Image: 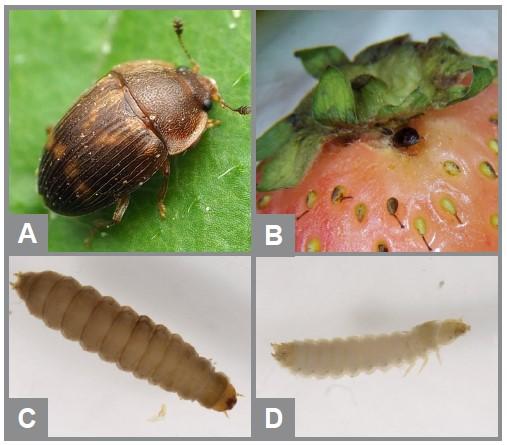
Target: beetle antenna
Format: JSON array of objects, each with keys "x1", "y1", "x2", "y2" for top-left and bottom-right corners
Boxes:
[
  {"x1": 173, "y1": 19, "x2": 199, "y2": 73},
  {"x1": 216, "y1": 97, "x2": 251, "y2": 115}
]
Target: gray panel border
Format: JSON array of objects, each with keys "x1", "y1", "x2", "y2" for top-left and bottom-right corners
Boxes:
[{"x1": 4, "y1": 3, "x2": 502, "y2": 441}]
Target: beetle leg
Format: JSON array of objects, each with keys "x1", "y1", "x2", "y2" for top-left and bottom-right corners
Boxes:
[
  {"x1": 157, "y1": 160, "x2": 170, "y2": 219},
  {"x1": 83, "y1": 195, "x2": 130, "y2": 248},
  {"x1": 44, "y1": 125, "x2": 55, "y2": 150},
  {"x1": 111, "y1": 194, "x2": 131, "y2": 225},
  {"x1": 206, "y1": 118, "x2": 222, "y2": 129}
]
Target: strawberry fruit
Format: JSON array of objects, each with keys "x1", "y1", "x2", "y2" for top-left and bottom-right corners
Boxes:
[{"x1": 256, "y1": 35, "x2": 498, "y2": 252}]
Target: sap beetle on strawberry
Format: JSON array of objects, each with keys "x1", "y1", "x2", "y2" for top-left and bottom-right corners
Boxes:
[{"x1": 38, "y1": 19, "x2": 250, "y2": 243}]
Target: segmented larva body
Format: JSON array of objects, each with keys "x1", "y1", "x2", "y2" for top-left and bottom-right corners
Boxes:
[
  {"x1": 272, "y1": 319, "x2": 470, "y2": 378},
  {"x1": 12, "y1": 270, "x2": 237, "y2": 412}
]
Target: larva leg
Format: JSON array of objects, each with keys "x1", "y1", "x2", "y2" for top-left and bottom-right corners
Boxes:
[
  {"x1": 418, "y1": 354, "x2": 429, "y2": 373},
  {"x1": 273, "y1": 319, "x2": 470, "y2": 378},
  {"x1": 12, "y1": 270, "x2": 237, "y2": 412},
  {"x1": 403, "y1": 361, "x2": 415, "y2": 377}
]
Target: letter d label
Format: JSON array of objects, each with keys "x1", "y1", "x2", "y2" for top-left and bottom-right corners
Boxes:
[{"x1": 266, "y1": 407, "x2": 283, "y2": 429}]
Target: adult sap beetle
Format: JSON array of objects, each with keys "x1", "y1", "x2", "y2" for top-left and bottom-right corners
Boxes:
[{"x1": 38, "y1": 19, "x2": 250, "y2": 243}]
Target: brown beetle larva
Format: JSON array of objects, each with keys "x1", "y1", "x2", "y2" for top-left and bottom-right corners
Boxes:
[
  {"x1": 272, "y1": 319, "x2": 470, "y2": 378},
  {"x1": 12, "y1": 270, "x2": 237, "y2": 412}
]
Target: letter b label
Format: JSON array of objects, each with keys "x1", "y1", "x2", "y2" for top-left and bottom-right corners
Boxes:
[
  {"x1": 254, "y1": 215, "x2": 294, "y2": 257},
  {"x1": 266, "y1": 225, "x2": 282, "y2": 246}
]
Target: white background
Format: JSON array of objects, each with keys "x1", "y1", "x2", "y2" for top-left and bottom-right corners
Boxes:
[
  {"x1": 9, "y1": 256, "x2": 251, "y2": 437},
  {"x1": 256, "y1": 9, "x2": 499, "y2": 134},
  {"x1": 256, "y1": 256, "x2": 498, "y2": 437}
]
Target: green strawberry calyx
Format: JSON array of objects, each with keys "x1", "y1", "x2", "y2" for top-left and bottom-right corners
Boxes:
[{"x1": 257, "y1": 34, "x2": 497, "y2": 192}]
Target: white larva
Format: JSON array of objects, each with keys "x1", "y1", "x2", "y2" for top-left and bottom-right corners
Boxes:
[{"x1": 272, "y1": 319, "x2": 470, "y2": 378}]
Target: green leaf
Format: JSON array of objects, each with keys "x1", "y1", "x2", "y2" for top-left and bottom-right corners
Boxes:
[
  {"x1": 257, "y1": 130, "x2": 325, "y2": 192},
  {"x1": 257, "y1": 119, "x2": 293, "y2": 161},
  {"x1": 9, "y1": 9, "x2": 251, "y2": 252},
  {"x1": 294, "y1": 45, "x2": 349, "y2": 78},
  {"x1": 352, "y1": 75, "x2": 389, "y2": 122},
  {"x1": 298, "y1": 34, "x2": 497, "y2": 127},
  {"x1": 257, "y1": 92, "x2": 329, "y2": 191},
  {"x1": 353, "y1": 34, "x2": 410, "y2": 65},
  {"x1": 453, "y1": 64, "x2": 496, "y2": 102},
  {"x1": 258, "y1": 34, "x2": 497, "y2": 192},
  {"x1": 312, "y1": 67, "x2": 357, "y2": 126}
]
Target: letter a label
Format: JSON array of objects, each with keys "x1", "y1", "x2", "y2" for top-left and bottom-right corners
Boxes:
[{"x1": 18, "y1": 223, "x2": 38, "y2": 244}]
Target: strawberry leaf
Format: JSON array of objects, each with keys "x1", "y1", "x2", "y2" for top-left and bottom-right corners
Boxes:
[
  {"x1": 258, "y1": 34, "x2": 497, "y2": 191},
  {"x1": 257, "y1": 92, "x2": 329, "y2": 191},
  {"x1": 257, "y1": 129, "x2": 325, "y2": 192},
  {"x1": 312, "y1": 67, "x2": 357, "y2": 126},
  {"x1": 307, "y1": 34, "x2": 497, "y2": 127},
  {"x1": 294, "y1": 45, "x2": 349, "y2": 78},
  {"x1": 257, "y1": 119, "x2": 294, "y2": 161}
]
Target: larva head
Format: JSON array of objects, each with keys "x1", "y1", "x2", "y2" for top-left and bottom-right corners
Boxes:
[
  {"x1": 11, "y1": 272, "x2": 36, "y2": 300},
  {"x1": 211, "y1": 382, "x2": 237, "y2": 412},
  {"x1": 436, "y1": 319, "x2": 470, "y2": 345},
  {"x1": 271, "y1": 342, "x2": 295, "y2": 368}
]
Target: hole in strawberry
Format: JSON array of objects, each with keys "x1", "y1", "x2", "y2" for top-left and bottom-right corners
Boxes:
[{"x1": 393, "y1": 127, "x2": 420, "y2": 148}]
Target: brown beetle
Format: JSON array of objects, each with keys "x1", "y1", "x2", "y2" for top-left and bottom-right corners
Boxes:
[{"x1": 38, "y1": 19, "x2": 250, "y2": 241}]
